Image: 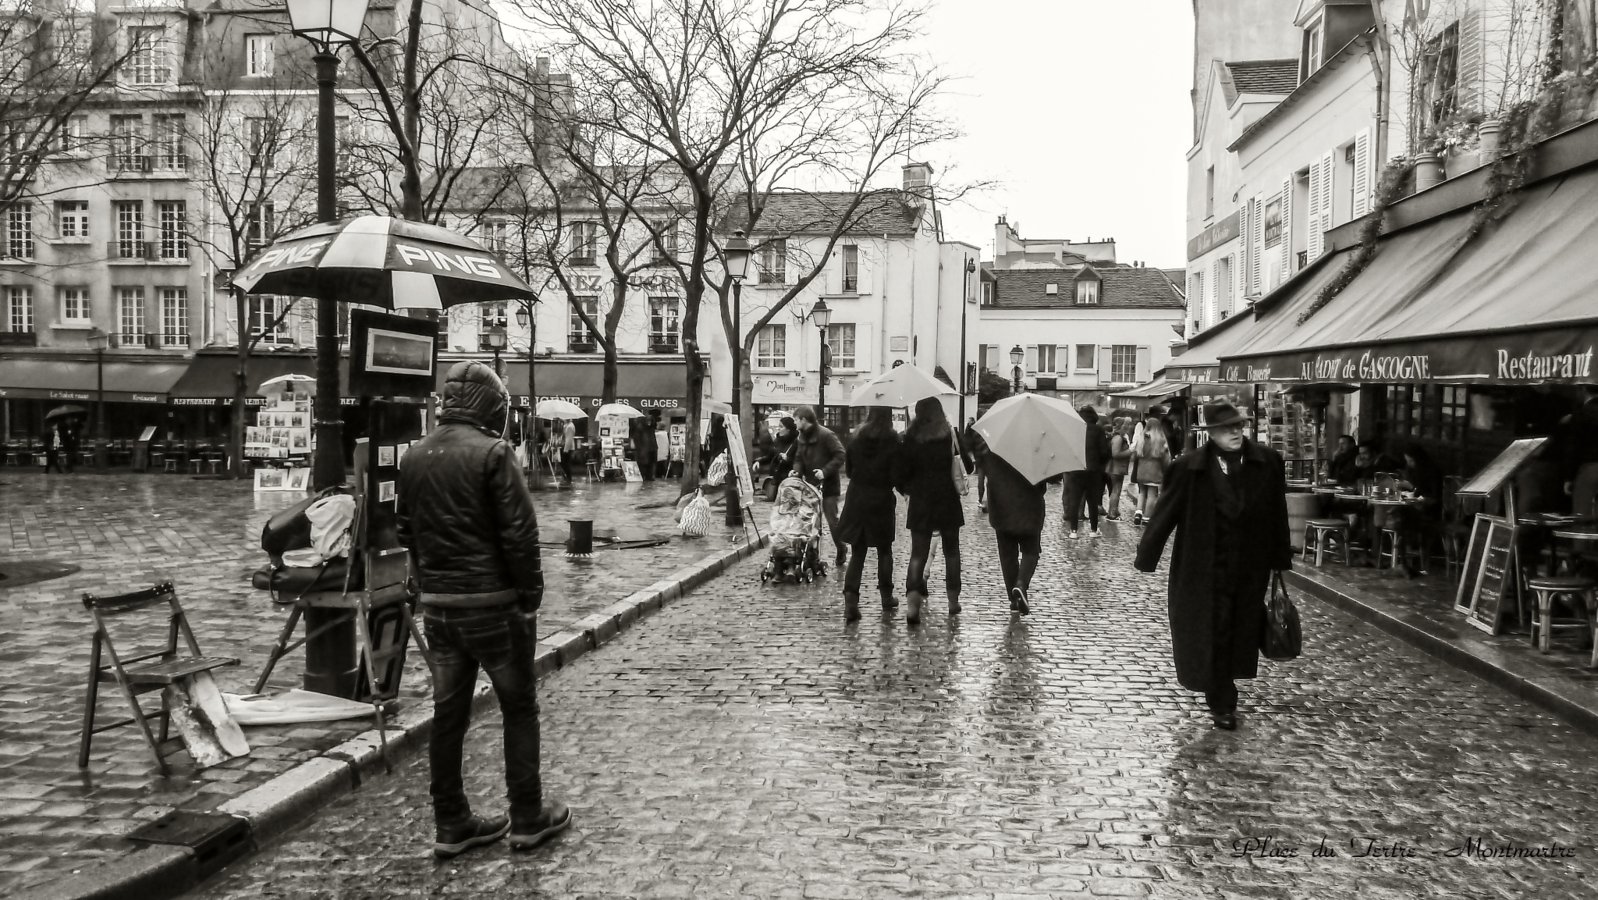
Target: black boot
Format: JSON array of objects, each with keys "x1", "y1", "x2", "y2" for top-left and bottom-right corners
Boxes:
[
  {"x1": 843, "y1": 591, "x2": 861, "y2": 622},
  {"x1": 880, "y1": 589, "x2": 899, "y2": 610}
]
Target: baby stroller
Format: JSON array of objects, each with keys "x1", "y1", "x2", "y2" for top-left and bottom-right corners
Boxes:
[{"x1": 761, "y1": 473, "x2": 826, "y2": 583}]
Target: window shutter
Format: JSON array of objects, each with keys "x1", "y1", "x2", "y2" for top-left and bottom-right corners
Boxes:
[
  {"x1": 1306, "y1": 158, "x2": 1325, "y2": 261},
  {"x1": 1319, "y1": 151, "x2": 1335, "y2": 251},
  {"x1": 977, "y1": 343, "x2": 988, "y2": 372},
  {"x1": 856, "y1": 245, "x2": 872, "y2": 294},
  {"x1": 1135, "y1": 346, "x2": 1152, "y2": 383},
  {"x1": 1352, "y1": 128, "x2": 1372, "y2": 217},
  {"x1": 853, "y1": 322, "x2": 872, "y2": 372},
  {"x1": 1278, "y1": 177, "x2": 1292, "y2": 285},
  {"x1": 1055, "y1": 345, "x2": 1068, "y2": 375},
  {"x1": 1238, "y1": 200, "x2": 1252, "y2": 298},
  {"x1": 1024, "y1": 344, "x2": 1037, "y2": 374},
  {"x1": 1248, "y1": 197, "x2": 1263, "y2": 296},
  {"x1": 1458, "y1": 8, "x2": 1484, "y2": 111},
  {"x1": 1097, "y1": 345, "x2": 1113, "y2": 385},
  {"x1": 827, "y1": 248, "x2": 842, "y2": 295}
]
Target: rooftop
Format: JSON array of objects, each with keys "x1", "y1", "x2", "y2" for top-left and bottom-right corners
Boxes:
[{"x1": 990, "y1": 266, "x2": 1187, "y2": 310}]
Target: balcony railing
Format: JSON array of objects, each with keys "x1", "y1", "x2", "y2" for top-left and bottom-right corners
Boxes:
[{"x1": 648, "y1": 335, "x2": 679, "y2": 353}]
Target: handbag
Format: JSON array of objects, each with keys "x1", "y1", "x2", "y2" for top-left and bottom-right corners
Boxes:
[
  {"x1": 1261, "y1": 571, "x2": 1302, "y2": 661},
  {"x1": 679, "y1": 489, "x2": 712, "y2": 537},
  {"x1": 949, "y1": 433, "x2": 968, "y2": 496},
  {"x1": 705, "y1": 451, "x2": 729, "y2": 486}
]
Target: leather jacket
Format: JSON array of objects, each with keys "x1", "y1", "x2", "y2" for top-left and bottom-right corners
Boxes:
[{"x1": 397, "y1": 362, "x2": 544, "y2": 606}]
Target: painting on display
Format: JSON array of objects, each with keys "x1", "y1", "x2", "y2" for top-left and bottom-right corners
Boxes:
[{"x1": 1263, "y1": 195, "x2": 1283, "y2": 248}]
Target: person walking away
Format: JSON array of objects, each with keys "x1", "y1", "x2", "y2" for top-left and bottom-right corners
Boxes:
[
  {"x1": 560, "y1": 417, "x2": 578, "y2": 484},
  {"x1": 396, "y1": 361, "x2": 570, "y2": 858},
  {"x1": 653, "y1": 419, "x2": 669, "y2": 479},
  {"x1": 1106, "y1": 418, "x2": 1134, "y2": 520},
  {"x1": 790, "y1": 405, "x2": 847, "y2": 565},
  {"x1": 964, "y1": 418, "x2": 989, "y2": 512},
  {"x1": 1133, "y1": 400, "x2": 1292, "y2": 731},
  {"x1": 896, "y1": 397, "x2": 966, "y2": 624},
  {"x1": 835, "y1": 407, "x2": 902, "y2": 620},
  {"x1": 1064, "y1": 406, "x2": 1111, "y2": 537},
  {"x1": 1130, "y1": 412, "x2": 1171, "y2": 525},
  {"x1": 985, "y1": 451, "x2": 1046, "y2": 615},
  {"x1": 44, "y1": 423, "x2": 67, "y2": 474},
  {"x1": 637, "y1": 414, "x2": 659, "y2": 481}
]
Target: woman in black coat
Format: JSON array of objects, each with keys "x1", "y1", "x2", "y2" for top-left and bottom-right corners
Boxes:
[
  {"x1": 1133, "y1": 401, "x2": 1292, "y2": 731},
  {"x1": 836, "y1": 407, "x2": 901, "y2": 621},
  {"x1": 984, "y1": 451, "x2": 1047, "y2": 615},
  {"x1": 896, "y1": 396, "x2": 965, "y2": 625}
]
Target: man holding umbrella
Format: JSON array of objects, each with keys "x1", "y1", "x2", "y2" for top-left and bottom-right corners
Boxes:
[{"x1": 1133, "y1": 400, "x2": 1292, "y2": 731}]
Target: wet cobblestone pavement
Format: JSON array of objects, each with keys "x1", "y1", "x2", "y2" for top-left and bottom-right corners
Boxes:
[
  {"x1": 193, "y1": 489, "x2": 1597, "y2": 899},
  {"x1": 0, "y1": 470, "x2": 743, "y2": 895}
]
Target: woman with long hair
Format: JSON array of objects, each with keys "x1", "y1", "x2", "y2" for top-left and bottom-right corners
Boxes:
[
  {"x1": 896, "y1": 397, "x2": 965, "y2": 625},
  {"x1": 1105, "y1": 418, "x2": 1135, "y2": 520},
  {"x1": 835, "y1": 407, "x2": 902, "y2": 621},
  {"x1": 1131, "y1": 412, "x2": 1171, "y2": 525}
]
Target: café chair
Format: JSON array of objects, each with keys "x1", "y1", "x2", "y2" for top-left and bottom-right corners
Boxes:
[
  {"x1": 1525, "y1": 575, "x2": 1598, "y2": 664},
  {"x1": 1302, "y1": 519, "x2": 1351, "y2": 567},
  {"x1": 78, "y1": 582, "x2": 239, "y2": 775}
]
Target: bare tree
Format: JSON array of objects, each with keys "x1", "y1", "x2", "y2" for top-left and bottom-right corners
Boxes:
[{"x1": 507, "y1": 0, "x2": 937, "y2": 488}]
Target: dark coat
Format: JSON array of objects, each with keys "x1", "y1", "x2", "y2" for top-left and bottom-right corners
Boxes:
[
  {"x1": 897, "y1": 428, "x2": 965, "y2": 533},
  {"x1": 397, "y1": 362, "x2": 544, "y2": 605},
  {"x1": 984, "y1": 454, "x2": 1046, "y2": 536},
  {"x1": 1083, "y1": 426, "x2": 1111, "y2": 473},
  {"x1": 837, "y1": 431, "x2": 900, "y2": 548},
  {"x1": 793, "y1": 424, "x2": 847, "y2": 497},
  {"x1": 1133, "y1": 439, "x2": 1292, "y2": 692}
]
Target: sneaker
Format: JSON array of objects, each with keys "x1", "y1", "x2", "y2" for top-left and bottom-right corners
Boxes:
[
  {"x1": 1010, "y1": 587, "x2": 1030, "y2": 616},
  {"x1": 1088, "y1": 527, "x2": 1101, "y2": 538},
  {"x1": 1132, "y1": 510, "x2": 1144, "y2": 526},
  {"x1": 509, "y1": 802, "x2": 572, "y2": 851},
  {"x1": 978, "y1": 502, "x2": 987, "y2": 513},
  {"x1": 434, "y1": 813, "x2": 510, "y2": 859},
  {"x1": 1066, "y1": 529, "x2": 1079, "y2": 540}
]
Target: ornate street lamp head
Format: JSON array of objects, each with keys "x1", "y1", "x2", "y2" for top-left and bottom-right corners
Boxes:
[
  {"x1": 287, "y1": 0, "x2": 371, "y2": 48},
  {"x1": 724, "y1": 229, "x2": 751, "y2": 281}
]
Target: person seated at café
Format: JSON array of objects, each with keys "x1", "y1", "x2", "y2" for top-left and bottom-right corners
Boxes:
[
  {"x1": 1390, "y1": 443, "x2": 1445, "y2": 577},
  {"x1": 1328, "y1": 434, "x2": 1359, "y2": 484}
]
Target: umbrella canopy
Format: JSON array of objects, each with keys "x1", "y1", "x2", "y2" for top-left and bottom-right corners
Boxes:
[
  {"x1": 849, "y1": 365, "x2": 956, "y2": 408},
  {"x1": 44, "y1": 404, "x2": 87, "y2": 421},
  {"x1": 973, "y1": 393, "x2": 1088, "y2": 485},
  {"x1": 703, "y1": 399, "x2": 734, "y2": 416},
  {"x1": 533, "y1": 399, "x2": 587, "y2": 420},
  {"x1": 231, "y1": 215, "x2": 538, "y2": 311},
  {"x1": 595, "y1": 403, "x2": 644, "y2": 419},
  {"x1": 259, "y1": 373, "x2": 317, "y2": 398}
]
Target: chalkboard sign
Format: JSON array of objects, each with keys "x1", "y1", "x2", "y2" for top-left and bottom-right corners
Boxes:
[
  {"x1": 1456, "y1": 437, "x2": 1547, "y2": 496},
  {"x1": 1455, "y1": 514, "x2": 1518, "y2": 634}
]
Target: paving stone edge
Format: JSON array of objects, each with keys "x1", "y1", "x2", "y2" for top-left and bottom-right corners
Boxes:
[
  {"x1": 1287, "y1": 567, "x2": 1598, "y2": 738},
  {"x1": 29, "y1": 535, "x2": 768, "y2": 900}
]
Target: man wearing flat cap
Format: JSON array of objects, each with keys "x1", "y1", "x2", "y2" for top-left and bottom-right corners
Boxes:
[{"x1": 1133, "y1": 400, "x2": 1292, "y2": 730}]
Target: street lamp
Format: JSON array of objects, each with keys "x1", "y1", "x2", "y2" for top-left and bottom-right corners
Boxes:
[
  {"x1": 514, "y1": 301, "x2": 542, "y2": 487},
  {"x1": 87, "y1": 326, "x2": 109, "y2": 468},
  {"x1": 484, "y1": 318, "x2": 507, "y2": 379},
  {"x1": 1010, "y1": 344, "x2": 1024, "y2": 396},
  {"x1": 959, "y1": 256, "x2": 975, "y2": 426},
  {"x1": 809, "y1": 298, "x2": 832, "y2": 420},
  {"x1": 723, "y1": 230, "x2": 751, "y2": 526},
  {"x1": 287, "y1": 0, "x2": 371, "y2": 493}
]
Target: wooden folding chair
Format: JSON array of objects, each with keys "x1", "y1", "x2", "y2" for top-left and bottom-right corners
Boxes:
[{"x1": 79, "y1": 582, "x2": 242, "y2": 775}]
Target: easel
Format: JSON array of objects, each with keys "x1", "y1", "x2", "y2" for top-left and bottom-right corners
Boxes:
[
  {"x1": 1454, "y1": 437, "x2": 1550, "y2": 633},
  {"x1": 723, "y1": 414, "x2": 763, "y2": 543}
]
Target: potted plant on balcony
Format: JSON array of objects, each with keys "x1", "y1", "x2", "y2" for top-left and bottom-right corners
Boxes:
[{"x1": 1418, "y1": 108, "x2": 1484, "y2": 185}]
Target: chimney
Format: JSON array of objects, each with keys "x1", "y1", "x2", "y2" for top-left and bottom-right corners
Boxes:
[{"x1": 902, "y1": 161, "x2": 933, "y2": 197}]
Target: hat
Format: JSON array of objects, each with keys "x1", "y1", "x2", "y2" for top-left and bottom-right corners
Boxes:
[{"x1": 1202, "y1": 400, "x2": 1248, "y2": 430}]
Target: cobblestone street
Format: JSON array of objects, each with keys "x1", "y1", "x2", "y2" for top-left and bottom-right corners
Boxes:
[
  {"x1": 194, "y1": 489, "x2": 1598, "y2": 899},
  {"x1": 0, "y1": 471, "x2": 743, "y2": 895}
]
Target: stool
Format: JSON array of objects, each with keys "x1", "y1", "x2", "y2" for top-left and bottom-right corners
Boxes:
[
  {"x1": 188, "y1": 458, "x2": 204, "y2": 475},
  {"x1": 163, "y1": 458, "x2": 178, "y2": 473},
  {"x1": 1525, "y1": 576, "x2": 1598, "y2": 662},
  {"x1": 584, "y1": 458, "x2": 601, "y2": 482},
  {"x1": 1377, "y1": 528, "x2": 1427, "y2": 574},
  {"x1": 206, "y1": 457, "x2": 223, "y2": 475},
  {"x1": 1302, "y1": 519, "x2": 1350, "y2": 566}
]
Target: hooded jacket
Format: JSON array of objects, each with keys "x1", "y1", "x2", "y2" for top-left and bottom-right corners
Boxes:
[{"x1": 397, "y1": 362, "x2": 544, "y2": 606}]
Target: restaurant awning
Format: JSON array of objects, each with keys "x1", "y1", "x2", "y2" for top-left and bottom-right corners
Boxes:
[
  {"x1": 1219, "y1": 158, "x2": 1598, "y2": 384},
  {"x1": 455, "y1": 358, "x2": 687, "y2": 411},
  {"x1": 0, "y1": 357, "x2": 187, "y2": 403},
  {"x1": 168, "y1": 351, "x2": 352, "y2": 405},
  {"x1": 1110, "y1": 377, "x2": 1193, "y2": 401}
]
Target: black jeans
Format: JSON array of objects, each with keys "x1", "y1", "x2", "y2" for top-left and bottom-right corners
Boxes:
[
  {"x1": 423, "y1": 603, "x2": 542, "y2": 827},
  {"x1": 1064, "y1": 471, "x2": 1103, "y2": 531},
  {"x1": 995, "y1": 531, "x2": 1041, "y2": 597},
  {"x1": 844, "y1": 542, "x2": 894, "y2": 596},
  {"x1": 906, "y1": 529, "x2": 961, "y2": 596}
]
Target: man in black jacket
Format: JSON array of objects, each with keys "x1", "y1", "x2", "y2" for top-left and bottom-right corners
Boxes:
[{"x1": 397, "y1": 362, "x2": 570, "y2": 859}]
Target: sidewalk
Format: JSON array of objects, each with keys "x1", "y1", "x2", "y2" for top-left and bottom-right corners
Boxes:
[{"x1": 0, "y1": 471, "x2": 758, "y2": 898}]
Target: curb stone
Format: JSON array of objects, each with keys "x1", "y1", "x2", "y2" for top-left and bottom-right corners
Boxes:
[{"x1": 34, "y1": 535, "x2": 767, "y2": 900}]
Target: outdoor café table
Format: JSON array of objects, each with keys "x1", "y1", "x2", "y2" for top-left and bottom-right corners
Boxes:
[{"x1": 1549, "y1": 524, "x2": 1598, "y2": 576}]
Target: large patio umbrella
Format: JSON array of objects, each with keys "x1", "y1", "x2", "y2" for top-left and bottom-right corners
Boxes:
[
  {"x1": 44, "y1": 404, "x2": 88, "y2": 421},
  {"x1": 230, "y1": 215, "x2": 538, "y2": 310},
  {"x1": 849, "y1": 365, "x2": 956, "y2": 407},
  {"x1": 596, "y1": 403, "x2": 644, "y2": 419},
  {"x1": 534, "y1": 399, "x2": 587, "y2": 420},
  {"x1": 259, "y1": 373, "x2": 316, "y2": 399},
  {"x1": 973, "y1": 393, "x2": 1088, "y2": 485}
]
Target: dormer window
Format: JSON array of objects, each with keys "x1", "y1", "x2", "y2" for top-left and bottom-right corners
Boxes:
[
  {"x1": 1075, "y1": 279, "x2": 1099, "y2": 306},
  {"x1": 1044, "y1": 283, "x2": 1058, "y2": 295},
  {"x1": 1304, "y1": 17, "x2": 1324, "y2": 76}
]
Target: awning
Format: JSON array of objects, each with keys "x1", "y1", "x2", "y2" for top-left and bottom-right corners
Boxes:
[
  {"x1": 0, "y1": 357, "x2": 187, "y2": 403},
  {"x1": 452, "y1": 359, "x2": 688, "y2": 412},
  {"x1": 1219, "y1": 162, "x2": 1598, "y2": 384},
  {"x1": 1110, "y1": 377, "x2": 1193, "y2": 401},
  {"x1": 169, "y1": 352, "x2": 352, "y2": 405}
]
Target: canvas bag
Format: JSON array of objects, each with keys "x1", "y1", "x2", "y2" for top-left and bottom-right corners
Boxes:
[
  {"x1": 705, "y1": 451, "x2": 730, "y2": 486},
  {"x1": 679, "y1": 489, "x2": 712, "y2": 537},
  {"x1": 950, "y1": 432, "x2": 968, "y2": 496}
]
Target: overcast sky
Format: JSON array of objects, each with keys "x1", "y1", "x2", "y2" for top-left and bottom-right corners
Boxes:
[{"x1": 919, "y1": 1, "x2": 1196, "y2": 267}]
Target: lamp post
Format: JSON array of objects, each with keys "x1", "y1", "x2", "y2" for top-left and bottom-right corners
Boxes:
[
  {"x1": 723, "y1": 230, "x2": 751, "y2": 526},
  {"x1": 959, "y1": 256, "x2": 975, "y2": 426},
  {"x1": 287, "y1": 0, "x2": 371, "y2": 493},
  {"x1": 1010, "y1": 344, "x2": 1024, "y2": 396},
  {"x1": 87, "y1": 327, "x2": 109, "y2": 469},
  {"x1": 484, "y1": 318, "x2": 507, "y2": 379},
  {"x1": 809, "y1": 298, "x2": 832, "y2": 421},
  {"x1": 515, "y1": 301, "x2": 540, "y2": 488}
]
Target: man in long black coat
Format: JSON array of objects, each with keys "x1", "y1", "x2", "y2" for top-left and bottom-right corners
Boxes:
[{"x1": 1133, "y1": 400, "x2": 1292, "y2": 730}]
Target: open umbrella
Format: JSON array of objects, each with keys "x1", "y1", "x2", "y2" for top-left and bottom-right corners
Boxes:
[
  {"x1": 534, "y1": 399, "x2": 587, "y2": 420},
  {"x1": 595, "y1": 403, "x2": 644, "y2": 419},
  {"x1": 849, "y1": 365, "x2": 956, "y2": 407},
  {"x1": 259, "y1": 373, "x2": 316, "y2": 398},
  {"x1": 231, "y1": 215, "x2": 538, "y2": 311},
  {"x1": 973, "y1": 393, "x2": 1088, "y2": 485},
  {"x1": 44, "y1": 404, "x2": 87, "y2": 421}
]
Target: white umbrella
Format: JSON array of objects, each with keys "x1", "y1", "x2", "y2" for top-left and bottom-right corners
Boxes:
[
  {"x1": 595, "y1": 403, "x2": 645, "y2": 419},
  {"x1": 534, "y1": 399, "x2": 587, "y2": 419},
  {"x1": 849, "y1": 365, "x2": 956, "y2": 407},
  {"x1": 259, "y1": 373, "x2": 317, "y2": 398},
  {"x1": 973, "y1": 393, "x2": 1088, "y2": 484}
]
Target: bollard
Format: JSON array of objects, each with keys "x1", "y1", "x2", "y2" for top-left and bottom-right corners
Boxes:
[{"x1": 565, "y1": 519, "x2": 594, "y2": 558}]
